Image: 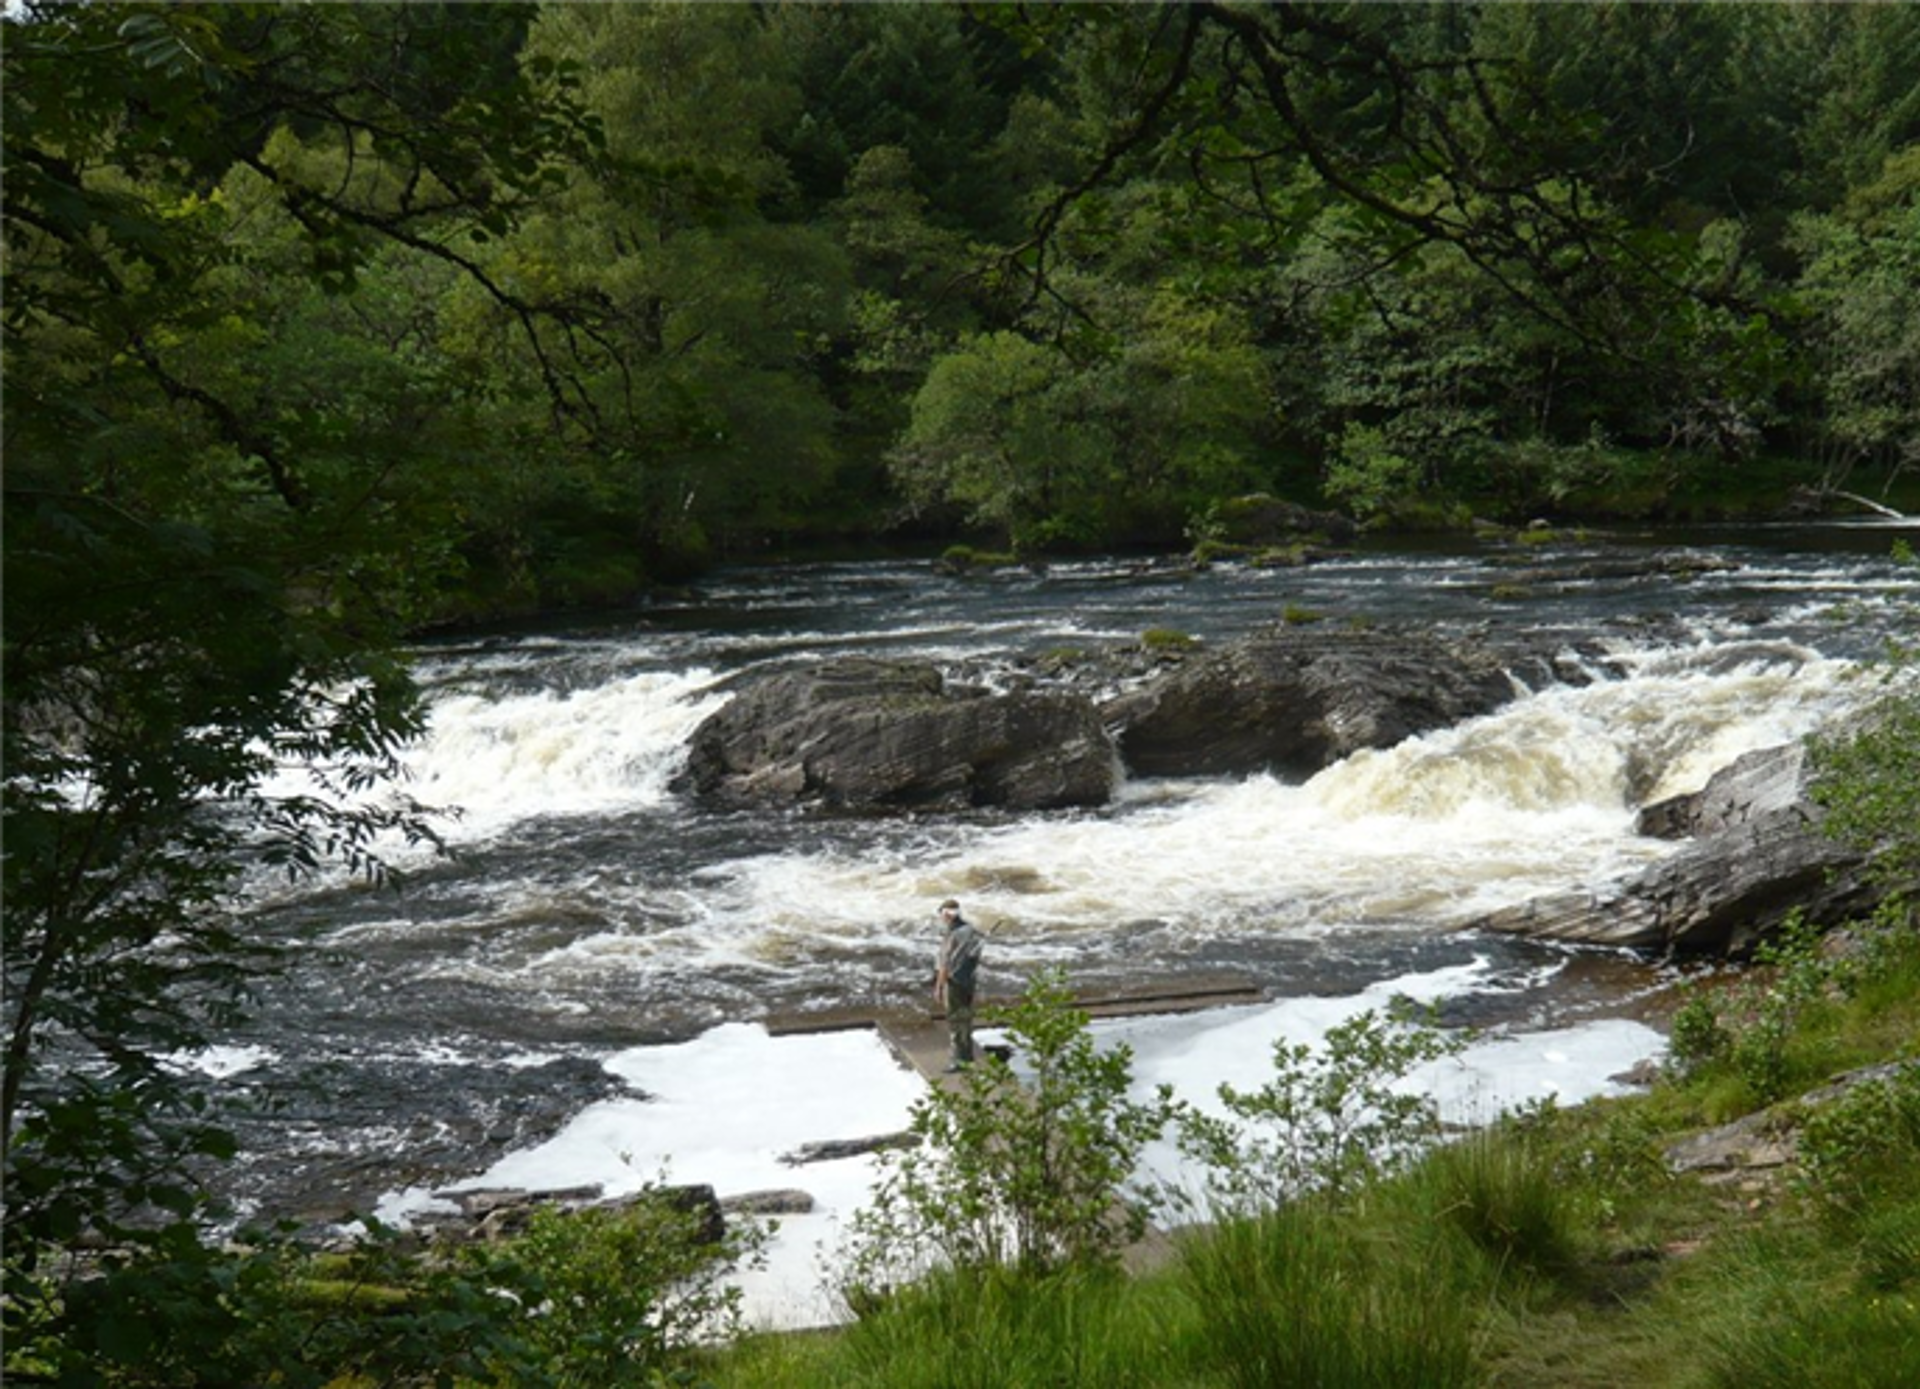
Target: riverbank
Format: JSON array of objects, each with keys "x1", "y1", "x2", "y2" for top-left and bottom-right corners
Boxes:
[{"x1": 709, "y1": 900, "x2": 1920, "y2": 1386}]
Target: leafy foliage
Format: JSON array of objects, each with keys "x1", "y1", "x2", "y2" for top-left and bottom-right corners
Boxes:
[
  {"x1": 1797, "y1": 1063, "x2": 1920, "y2": 1221},
  {"x1": 842, "y1": 970, "x2": 1176, "y2": 1297},
  {"x1": 1815, "y1": 697, "x2": 1920, "y2": 897},
  {"x1": 2, "y1": 0, "x2": 603, "y2": 1370},
  {"x1": 6, "y1": 1194, "x2": 749, "y2": 1387},
  {"x1": 1178, "y1": 1004, "x2": 1464, "y2": 1211},
  {"x1": 1665, "y1": 913, "x2": 1847, "y2": 1105},
  {"x1": 891, "y1": 288, "x2": 1267, "y2": 551}
]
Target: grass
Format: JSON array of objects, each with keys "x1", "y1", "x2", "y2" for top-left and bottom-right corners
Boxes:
[
  {"x1": 1141, "y1": 627, "x2": 1197, "y2": 650},
  {"x1": 709, "y1": 909, "x2": 1920, "y2": 1388},
  {"x1": 719, "y1": 1265, "x2": 1196, "y2": 1389},
  {"x1": 1178, "y1": 1201, "x2": 1481, "y2": 1389}
]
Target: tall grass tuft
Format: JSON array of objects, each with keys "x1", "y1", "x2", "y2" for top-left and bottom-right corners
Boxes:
[
  {"x1": 796, "y1": 1264, "x2": 1191, "y2": 1389},
  {"x1": 1419, "y1": 1129, "x2": 1583, "y2": 1285},
  {"x1": 1860, "y1": 1197, "x2": 1920, "y2": 1292},
  {"x1": 1178, "y1": 1202, "x2": 1480, "y2": 1389}
]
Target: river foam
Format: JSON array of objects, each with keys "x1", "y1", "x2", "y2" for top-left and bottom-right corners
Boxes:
[{"x1": 370, "y1": 959, "x2": 1662, "y2": 1332}]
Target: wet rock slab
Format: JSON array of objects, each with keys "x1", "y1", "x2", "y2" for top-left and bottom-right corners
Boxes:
[{"x1": 1471, "y1": 742, "x2": 1875, "y2": 956}]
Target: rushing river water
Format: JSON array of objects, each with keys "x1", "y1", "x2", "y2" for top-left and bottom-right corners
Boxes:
[{"x1": 202, "y1": 521, "x2": 1916, "y2": 1235}]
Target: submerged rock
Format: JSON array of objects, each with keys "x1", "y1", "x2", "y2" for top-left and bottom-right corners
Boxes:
[
  {"x1": 673, "y1": 658, "x2": 1116, "y2": 812},
  {"x1": 721, "y1": 1189, "x2": 816, "y2": 1216},
  {"x1": 1208, "y1": 493, "x2": 1359, "y2": 546},
  {"x1": 1472, "y1": 743, "x2": 1875, "y2": 956}
]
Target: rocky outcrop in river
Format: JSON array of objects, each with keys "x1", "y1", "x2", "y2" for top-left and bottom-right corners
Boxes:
[
  {"x1": 679, "y1": 626, "x2": 1631, "y2": 809},
  {"x1": 673, "y1": 658, "x2": 1116, "y2": 811},
  {"x1": 1101, "y1": 624, "x2": 1523, "y2": 778},
  {"x1": 1470, "y1": 743, "x2": 1876, "y2": 956},
  {"x1": 670, "y1": 618, "x2": 1870, "y2": 966}
]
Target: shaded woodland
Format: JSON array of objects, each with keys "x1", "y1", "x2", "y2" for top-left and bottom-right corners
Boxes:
[{"x1": 10, "y1": 3, "x2": 1918, "y2": 613}]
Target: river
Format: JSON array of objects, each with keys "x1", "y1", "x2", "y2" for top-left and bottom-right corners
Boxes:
[{"x1": 195, "y1": 521, "x2": 1914, "y2": 1313}]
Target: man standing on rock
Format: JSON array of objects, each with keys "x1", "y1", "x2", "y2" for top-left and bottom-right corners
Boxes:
[{"x1": 932, "y1": 898, "x2": 984, "y2": 1072}]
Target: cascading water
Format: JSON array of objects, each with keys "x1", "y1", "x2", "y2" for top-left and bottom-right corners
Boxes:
[{"x1": 192, "y1": 525, "x2": 1914, "y2": 1326}]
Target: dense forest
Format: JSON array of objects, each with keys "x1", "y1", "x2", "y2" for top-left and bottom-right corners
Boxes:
[
  {"x1": 5, "y1": 3, "x2": 1920, "y2": 1384},
  {"x1": 9, "y1": 3, "x2": 1919, "y2": 615}
]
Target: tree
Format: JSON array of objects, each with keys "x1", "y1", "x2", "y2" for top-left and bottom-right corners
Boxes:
[
  {"x1": 3, "y1": 2, "x2": 600, "y2": 1368},
  {"x1": 969, "y1": 3, "x2": 1838, "y2": 518},
  {"x1": 1787, "y1": 2, "x2": 1920, "y2": 208},
  {"x1": 767, "y1": 1, "x2": 1042, "y2": 239},
  {"x1": 892, "y1": 283, "x2": 1267, "y2": 552},
  {"x1": 1787, "y1": 158, "x2": 1920, "y2": 499},
  {"x1": 474, "y1": 1, "x2": 854, "y2": 568}
]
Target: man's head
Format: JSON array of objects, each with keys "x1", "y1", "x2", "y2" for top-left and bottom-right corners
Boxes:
[{"x1": 939, "y1": 898, "x2": 960, "y2": 923}]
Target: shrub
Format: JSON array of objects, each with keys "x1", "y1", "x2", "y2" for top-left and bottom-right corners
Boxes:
[
  {"x1": 8, "y1": 1193, "x2": 752, "y2": 1388},
  {"x1": 1178, "y1": 1004, "x2": 1463, "y2": 1211},
  {"x1": 1669, "y1": 991, "x2": 1730, "y2": 1073},
  {"x1": 1796, "y1": 1063, "x2": 1920, "y2": 1217},
  {"x1": 1665, "y1": 913, "x2": 1842, "y2": 1106},
  {"x1": 841, "y1": 971, "x2": 1177, "y2": 1304},
  {"x1": 459, "y1": 1195, "x2": 757, "y2": 1386}
]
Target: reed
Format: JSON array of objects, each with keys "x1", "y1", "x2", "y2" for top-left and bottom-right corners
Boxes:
[
  {"x1": 1416, "y1": 1128, "x2": 1583, "y2": 1286},
  {"x1": 736, "y1": 1264, "x2": 1192, "y2": 1389},
  {"x1": 1176, "y1": 1202, "x2": 1480, "y2": 1389}
]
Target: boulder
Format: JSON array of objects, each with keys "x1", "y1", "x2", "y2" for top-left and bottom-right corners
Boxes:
[
  {"x1": 1495, "y1": 549, "x2": 1739, "y2": 588},
  {"x1": 1210, "y1": 493, "x2": 1358, "y2": 546},
  {"x1": 721, "y1": 1189, "x2": 816, "y2": 1216},
  {"x1": 674, "y1": 658, "x2": 1117, "y2": 812},
  {"x1": 1472, "y1": 743, "x2": 1875, "y2": 956},
  {"x1": 1101, "y1": 625, "x2": 1518, "y2": 779},
  {"x1": 1664, "y1": 1062, "x2": 1914, "y2": 1181},
  {"x1": 1664, "y1": 1109, "x2": 1798, "y2": 1178}
]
